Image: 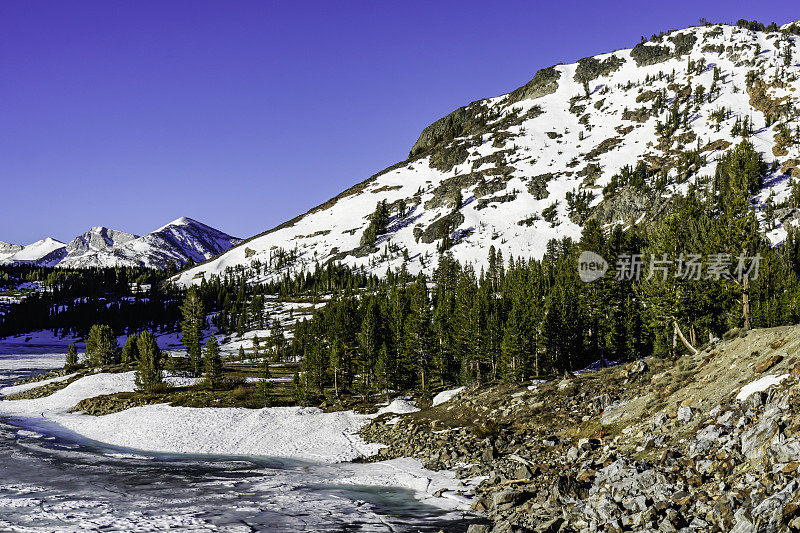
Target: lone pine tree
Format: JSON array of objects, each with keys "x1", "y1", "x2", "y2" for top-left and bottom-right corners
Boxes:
[
  {"x1": 180, "y1": 286, "x2": 205, "y2": 375},
  {"x1": 134, "y1": 331, "x2": 163, "y2": 392},
  {"x1": 203, "y1": 336, "x2": 223, "y2": 390},
  {"x1": 121, "y1": 333, "x2": 140, "y2": 364},
  {"x1": 65, "y1": 343, "x2": 78, "y2": 370},
  {"x1": 86, "y1": 324, "x2": 118, "y2": 367}
]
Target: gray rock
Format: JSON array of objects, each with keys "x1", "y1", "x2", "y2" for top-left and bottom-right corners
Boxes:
[
  {"x1": 652, "y1": 412, "x2": 670, "y2": 430},
  {"x1": 766, "y1": 437, "x2": 800, "y2": 463},
  {"x1": 717, "y1": 410, "x2": 737, "y2": 427},
  {"x1": 730, "y1": 507, "x2": 755, "y2": 533},
  {"x1": 566, "y1": 446, "x2": 580, "y2": 462},
  {"x1": 534, "y1": 516, "x2": 564, "y2": 533},
  {"x1": 676, "y1": 405, "x2": 695, "y2": 423},
  {"x1": 750, "y1": 480, "x2": 799, "y2": 532},
  {"x1": 690, "y1": 424, "x2": 721, "y2": 456},
  {"x1": 741, "y1": 409, "x2": 782, "y2": 462}
]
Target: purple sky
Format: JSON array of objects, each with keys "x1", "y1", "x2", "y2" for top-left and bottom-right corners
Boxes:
[{"x1": 1, "y1": 1, "x2": 797, "y2": 244}]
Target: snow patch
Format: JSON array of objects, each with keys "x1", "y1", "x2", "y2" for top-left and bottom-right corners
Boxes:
[
  {"x1": 735, "y1": 374, "x2": 789, "y2": 402},
  {"x1": 377, "y1": 397, "x2": 419, "y2": 415},
  {"x1": 432, "y1": 387, "x2": 465, "y2": 407}
]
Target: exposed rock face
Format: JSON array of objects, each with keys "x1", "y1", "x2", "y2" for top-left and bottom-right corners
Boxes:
[
  {"x1": 66, "y1": 227, "x2": 138, "y2": 255},
  {"x1": 574, "y1": 55, "x2": 625, "y2": 83},
  {"x1": 0, "y1": 241, "x2": 23, "y2": 255},
  {"x1": 409, "y1": 102, "x2": 489, "y2": 158},
  {"x1": 630, "y1": 31, "x2": 697, "y2": 67},
  {"x1": 506, "y1": 66, "x2": 561, "y2": 105},
  {"x1": 630, "y1": 42, "x2": 673, "y2": 67},
  {"x1": 526, "y1": 174, "x2": 553, "y2": 201},
  {"x1": 418, "y1": 212, "x2": 465, "y2": 244},
  {"x1": 588, "y1": 185, "x2": 672, "y2": 227}
]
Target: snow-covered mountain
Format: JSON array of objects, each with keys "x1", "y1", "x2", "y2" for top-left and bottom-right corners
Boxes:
[
  {"x1": 62, "y1": 217, "x2": 244, "y2": 270},
  {"x1": 174, "y1": 21, "x2": 800, "y2": 287},
  {"x1": 2, "y1": 218, "x2": 240, "y2": 269},
  {"x1": 0, "y1": 242, "x2": 24, "y2": 262},
  {"x1": 66, "y1": 227, "x2": 139, "y2": 256},
  {"x1": 1, "y1": 238, "x2": 68, "y2": 267}
]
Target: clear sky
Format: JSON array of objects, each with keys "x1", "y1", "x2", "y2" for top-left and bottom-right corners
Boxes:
[{"x1": 1, "y1": 1, "x2": 797, "y2": 244}]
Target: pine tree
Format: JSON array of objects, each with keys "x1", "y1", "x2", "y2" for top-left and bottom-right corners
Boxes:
[
  {"x1": 135, "y1": 330, "x2": 163, "y2": 392},
  {"x1": 65, "y1": 343, "x2": 78, "y2": 370},
  {"x1": 329, "y1": 337, "x2": 343, "y2": 398},
  {"x1": 86, "y1": 324, "x2": 118, "y2": 366},
  {"x1": 203, "y1": 336, "x2": 223, "y2": 390},
  {"x1": 374, "y1": 343, "x2": 391, "y2": 400},
  {"x1": 121, "y1": 333, "x2": 140, "y2": 364},
  {"x1": 358, "y1": 298, "x2": 382, "y2": 396},
  {"x1": 301, "y1": 342, "x2": 326, "y2": 395},
  {"x1": 252, "y1": 334, "x2": 260, "y2": 362},
  {"x1": 406, "y1": 275, "x2": 434, "y2": 391},
  {"x1": 180, "y1": 286, "x2": 205, "y2": 375},
  {"x1": 270, "y1": 319, "x2": 286, "y2": 362}
]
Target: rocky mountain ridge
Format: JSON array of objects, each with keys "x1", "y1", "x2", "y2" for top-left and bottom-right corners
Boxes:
[
  {"x1": 174, "y1": 20, "x2": 800, "y2": 288},
  {"x1": 1, "y1": 217, "x2": 240, "y2": 270}
]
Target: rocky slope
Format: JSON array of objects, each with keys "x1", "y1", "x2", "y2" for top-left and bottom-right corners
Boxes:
[
  {"x1": 361, "y1": 325, "x2": 800, "y2": 532},
  {"x1": 2, "y1": 218, "x2": 240, "y2": 270},
  {"x1": 176, "y1": 20, "x2": 800, "y2": 287}
]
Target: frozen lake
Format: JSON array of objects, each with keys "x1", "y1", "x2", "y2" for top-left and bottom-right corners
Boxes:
[{"x1": 0, "y1": 350, "x2": 472, "y2": 532}]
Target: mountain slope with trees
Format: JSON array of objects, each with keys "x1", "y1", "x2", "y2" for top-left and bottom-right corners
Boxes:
[{"x1": 175, "y1": 19, "x2": 800, "y2": 288}]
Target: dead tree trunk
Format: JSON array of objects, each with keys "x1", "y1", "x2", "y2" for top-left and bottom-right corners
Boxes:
[
  {"x1": 673, "y1": 319, "x2": 698, "y2": 355},
  {"x1": 742, "y1": 274, "x2": 751, "y2": 331}
]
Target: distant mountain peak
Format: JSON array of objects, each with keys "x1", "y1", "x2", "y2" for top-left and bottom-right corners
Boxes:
[
  {"x1": 0, "y1": 241, "x2": 24, "y2": 261},
  {"x1": 0, "y1": 240, "x2": 22, "y2": 250},
  {"x1": 66, "y1": 227, "x2": 139, "y2": 256},
  {"x1": 1, "y1": 219, "x2": 239, "y2": 270},
  {"x1": 155, "y1": 216, "x2": 210, "y2": 232},
  {"x1": 1, "y1": 237, "x2": 67, "y2": 266}
]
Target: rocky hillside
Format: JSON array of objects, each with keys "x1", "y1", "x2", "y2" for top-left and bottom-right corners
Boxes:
[
  {"x1": 176, "y1": 20, "x2": 800, "y2": 287},
  {"x1": 2, "y1": 218, "x2": 240, "y2": 269},
  {"x1": 361, "y1": 325, "x2": 800, "y2": 532}
]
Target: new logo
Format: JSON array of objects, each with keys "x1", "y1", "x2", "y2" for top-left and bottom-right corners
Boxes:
[{"x1": 578, "y1": 251, "x2": 608, "y2": 283}]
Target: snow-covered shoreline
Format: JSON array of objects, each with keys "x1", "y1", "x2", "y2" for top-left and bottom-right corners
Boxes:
[{"x1": 0, "y1": 367, "x2": 474, "y2": 512}]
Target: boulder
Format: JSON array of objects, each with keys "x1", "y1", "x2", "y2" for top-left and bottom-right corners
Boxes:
[
  {"x1": 754, "y1": 354, "x2": 783, "y2": 374},
  {"x1": 741, "y1": 409, "x2": 782, "y2": 462},
  {"x1": 676, "y1": 405, "x2": 695, "y2": 423}
]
